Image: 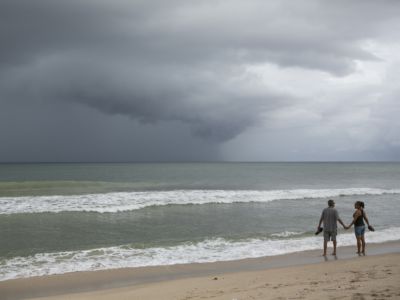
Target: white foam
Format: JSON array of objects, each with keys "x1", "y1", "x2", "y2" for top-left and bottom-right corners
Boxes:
[
  {"x1": 1, "y1": 227, "x2": 399, "y2": 281},
  {"x1": 271, "y1": 231, "x2": 305, "y2": 238},
  {"x1": 1, "y1": 188, "x2": 399, "y2": 214}
]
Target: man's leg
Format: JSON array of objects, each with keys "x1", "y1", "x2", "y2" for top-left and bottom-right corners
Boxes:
[
  {"x1": 332, "y1": 240, "x2": 337, "y2": 255},
  {"x1": 323, "y1": 231, "x2": 330, "y2": 256}
]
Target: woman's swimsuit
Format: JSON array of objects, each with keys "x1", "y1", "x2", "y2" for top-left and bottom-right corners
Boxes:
[
  {"x1": 354, "y1": 209, "x2": 365, "y2": 227},
  {"x1": 354, "y1": 209, "x2": 365, "y2": 236}
]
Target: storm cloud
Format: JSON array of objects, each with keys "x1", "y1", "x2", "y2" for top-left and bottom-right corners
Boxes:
[{"x1": 1, "y1": 0, "x2": 399, "y2": 161}]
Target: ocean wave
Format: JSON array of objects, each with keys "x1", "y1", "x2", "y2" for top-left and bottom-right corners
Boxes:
[
  {"x1": 0, "y1": 188, "x2": 399, "y2": 214},
  {"x1": 1, "y1": 227, "x2": 399, "y2": 281},
  {"x1": 270, "y1": 231, "x2": 306, "y2": 238}
]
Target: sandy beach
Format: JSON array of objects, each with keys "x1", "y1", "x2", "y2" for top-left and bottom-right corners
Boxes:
[{"x1": 1, "y1": 241, "x2": 399, "y2": 300}]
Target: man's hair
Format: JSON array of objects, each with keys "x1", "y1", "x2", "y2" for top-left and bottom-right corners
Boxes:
[{"x1": 328, "y1": 199, "x2": 335, "y2": 207}]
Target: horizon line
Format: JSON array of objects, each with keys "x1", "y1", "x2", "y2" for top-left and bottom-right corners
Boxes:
[{"x1": 1, "y1": 160, "x2": 399, "y2": 164}]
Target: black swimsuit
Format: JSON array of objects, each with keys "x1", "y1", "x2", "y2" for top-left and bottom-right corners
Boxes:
[{"x1": 354, "y1": 209, "x2": 365, "y2": 227}]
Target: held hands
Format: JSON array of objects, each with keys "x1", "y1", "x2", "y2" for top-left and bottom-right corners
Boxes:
[{"x1": 344, "y1": 222, "x2": 353, "y2": 230}]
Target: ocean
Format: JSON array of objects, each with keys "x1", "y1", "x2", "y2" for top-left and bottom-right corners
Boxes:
[{"x1": 1, "y1": 162, "x2": 400, "y2": 281}]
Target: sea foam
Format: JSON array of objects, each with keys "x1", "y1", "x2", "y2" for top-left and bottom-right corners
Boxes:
[
  {"x1": 1, "y1": 227, "x2": 399, "y2": 281},
  {"x1": 1, "y1": 188, "x2": 399, "y2": 214}
]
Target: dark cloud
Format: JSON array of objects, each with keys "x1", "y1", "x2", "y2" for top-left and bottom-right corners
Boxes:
[
  {"x1": 0, "y1": 98, "x2": 222, "y2": 162},
  {"x1": 2, "y1": 1, "x2": 397, "y2": 69},
  {"x1": 1, "y1": 50, "x2": 290, "y2": 141},
  {"x1": 1, "y1": 0, "x2": 399, "y2": 161}
]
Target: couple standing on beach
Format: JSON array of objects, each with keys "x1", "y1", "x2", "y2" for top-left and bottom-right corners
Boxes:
[{"x1": 317, "y1": 199, "x2": 373, "y2": 256}]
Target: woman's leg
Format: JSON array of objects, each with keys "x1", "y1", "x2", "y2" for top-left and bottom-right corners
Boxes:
[
  {"x1": 356, "y1": 236, "x2": 362, "y2": 254},
  {"x1": 361, "y1": 235, "x2": 366, "y2": 255}
]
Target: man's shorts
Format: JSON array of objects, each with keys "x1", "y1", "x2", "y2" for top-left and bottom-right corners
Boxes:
[
  {"x1": 324, "y1": 230, "x2": 337, "y2": 242},
  {"x1": 354, "y1": 225, "x2": 365, "y2": 237}
]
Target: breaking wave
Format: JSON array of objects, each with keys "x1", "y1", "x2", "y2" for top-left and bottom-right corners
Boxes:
[
  {"x1": 1, "y1": 227, "x2": 399, "y2": 281},
  {"x1": 1, "y1": 188, "x2": 399, "y2": 214}
]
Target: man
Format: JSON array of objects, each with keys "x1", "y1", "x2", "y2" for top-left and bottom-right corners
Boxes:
[{"x1": 317, "y1": 199, "x2": 347, "y2": 256}]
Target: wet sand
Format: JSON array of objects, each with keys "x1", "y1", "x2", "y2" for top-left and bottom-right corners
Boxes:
[{"x1": 1, "y1": 241, "x2": 400, "y2": 300}]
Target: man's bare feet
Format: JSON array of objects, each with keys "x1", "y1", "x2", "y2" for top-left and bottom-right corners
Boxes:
[
  {"x1": 322, "y1": 253, "x2": 327, "y2": 256},
  {"x1": 331, "y1": 252, "x2": 336, "y2": 256}
]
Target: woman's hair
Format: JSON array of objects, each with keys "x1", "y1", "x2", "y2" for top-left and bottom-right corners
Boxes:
[{"x1": 355, "y1": 201, "x2": 365, "y2": 208}]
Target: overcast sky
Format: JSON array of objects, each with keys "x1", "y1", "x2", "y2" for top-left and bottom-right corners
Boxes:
[{"x1": 1, "y1": 0, "x2": 400, "y2": 162}]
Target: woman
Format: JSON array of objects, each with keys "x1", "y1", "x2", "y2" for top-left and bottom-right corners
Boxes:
[{"x1": 346, "y1": 201, "x2": 372, "y2": 255}]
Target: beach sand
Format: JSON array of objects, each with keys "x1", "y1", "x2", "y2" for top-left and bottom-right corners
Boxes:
[{"x1": 1, "y1": 242, "x2": 400, "y2": 300}]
